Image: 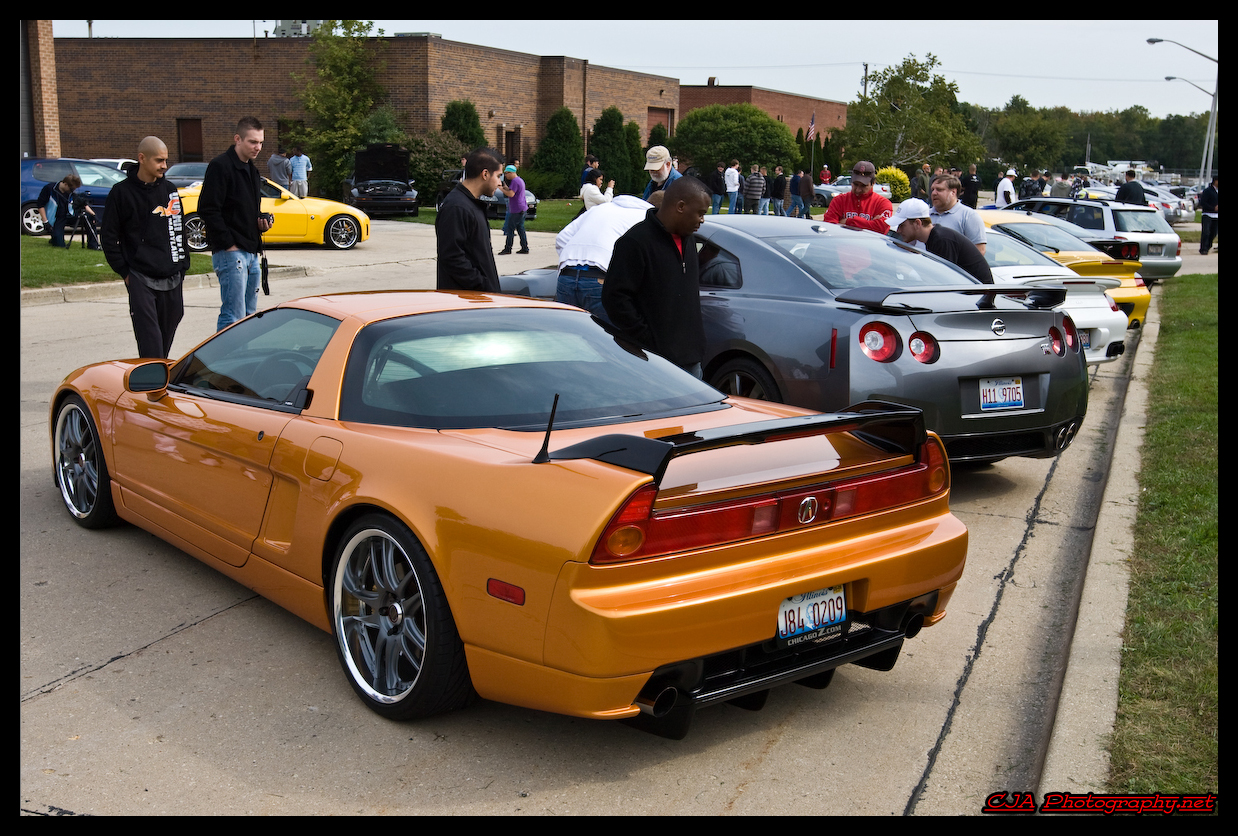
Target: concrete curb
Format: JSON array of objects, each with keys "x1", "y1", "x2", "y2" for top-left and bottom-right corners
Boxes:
[
  {"x1": 19, "y1": 265, "x2": 322, "y2": 307},
  {"x1": 1039, "y1": 285, "x2": 1161, "y2": 794}
]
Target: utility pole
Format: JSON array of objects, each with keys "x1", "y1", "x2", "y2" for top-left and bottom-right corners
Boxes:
[{"x1": 863, "y1": 63, "x2": 868, "y2": 98}]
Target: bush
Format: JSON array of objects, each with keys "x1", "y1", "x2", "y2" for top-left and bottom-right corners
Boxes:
[
  {"x1": 441, "y1": 100, "x2": 486, "y2": 149},
  {"x1": 405, "y1": 130, "x2": 469, "y2": 204},
  {"x1": 877, "y1": 166, "x2": 911, "y2": 202},
  {"x1": 530, "y1": 107, "x2": 583, "y2": 198}
]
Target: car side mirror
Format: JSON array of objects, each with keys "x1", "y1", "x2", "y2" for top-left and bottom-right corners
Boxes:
[{"x1": 125, "y1": 360, "x2": 169, "y2": 397}]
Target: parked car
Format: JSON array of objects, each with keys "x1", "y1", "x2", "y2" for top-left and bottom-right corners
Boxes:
[
  {"x1": 178, "y1": 178, "x2": 369, "y2": 251},
  {"x1": 983, "y1": 230, "x2": 1128, "y2": 365},
  {"x1": 20, "y1": 157, "x2": 126, "y2": 235},
  {"x1": 435, "y1": 169, "x2": 539, "y2": 220},
  {"x1": 50, "y1": 290, "x2": 968, "y2": 739},
  {"x1": 163, "y1": 162, "x2": 209, "y2": 188},
  {"x1": 976, "y1": 210, "x2": 1151, "y2": 328},
  {"x1": 342, "y1": 143, "x2": 419, "y2": 217},
  {"x1": 830, "y1": 175, "x2": 893, "y2": 200},
  {"x1": 90, "y1": 158, "x2": 138, "y2": 171},
  {"x1": 813, "y1": 183, "x2": 844, "y2": 207},
  {"x1": 1078, "y1": 184, "x2": 1186, "y2": 224},
  {"x1": 1003, "y1": 198, "x2": 1182, "y2": 280}
]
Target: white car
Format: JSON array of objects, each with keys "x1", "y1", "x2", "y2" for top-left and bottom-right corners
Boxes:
[{"x1": 984, "y1": 230, "x2": 1128, "y2": 365}]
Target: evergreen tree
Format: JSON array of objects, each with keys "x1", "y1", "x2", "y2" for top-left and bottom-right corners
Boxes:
[
  {"x1": 624, "y1": 121, "x2": 646, "y2": 196},
  {"x1": 589, "y1": 107, "x2": 633, "y2": 195},
  {"x1": 441, "y1": 100, "x2": 487, "y2": 149},
  {"x1": 529, "y1": 106, "x2": 583, "y2": 198}
]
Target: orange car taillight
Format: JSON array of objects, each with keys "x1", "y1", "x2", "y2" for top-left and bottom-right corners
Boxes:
[
  {"x1": 590, "y1": 436, "x2": 950, "y2": 565},
  {"x1": 859, "y1": 322, "x2": 900, "y2": 362}
]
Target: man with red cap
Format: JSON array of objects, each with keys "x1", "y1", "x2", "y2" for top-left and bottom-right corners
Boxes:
[{"x1": 822, "y1": 161, "x2": 893, "y2": 233}]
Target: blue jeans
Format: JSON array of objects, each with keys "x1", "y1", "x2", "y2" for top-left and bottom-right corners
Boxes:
[
  {"x1": 727, "y1": 192, "x2": 739, "y2": 214},
  {"x1": 555, "y1": 267, "x2": 611, "y2": 324},
  {"x1": 790, "y1": 195, "x2": 805, "y2": 218},
  {"x1": 502, "y1": 211, "x2": 528, "y2": 251},
  {"x1": 711, "y1": 193, "x2": 723, "y2": 214},
  {"x1": 213, "y1": 249, "x2": 262, "y2": 331},
  {"x1": 771, "y1": 198, "x2": 785, "y2": 216},
  {"x1": 758, "y1": 198, "x2": 770, "y2": 215}
]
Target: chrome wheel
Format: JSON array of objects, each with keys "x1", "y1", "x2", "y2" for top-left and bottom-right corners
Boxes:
[
  {"x1": 183, "y1": 213, "x2": 208, "y2": 252},
  {"x1": 325, "y1": 214, "x2": 360, "y2": 249},
  {"x1": 22, "y1": 203, "x2": 46, "y2": 235},
  {"x1": 331, "y1": 515, "x2": 472, "y2": 719},
  {"x1": 53, "y1": 396, "x2": 118, "y2": 528}
]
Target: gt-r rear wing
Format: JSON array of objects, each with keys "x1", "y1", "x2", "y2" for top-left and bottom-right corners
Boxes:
[
  {"x1": 836, "y1": 285, "x2": 1068, "y2": 314},
  {"x1": 539, "y1": 401, "x2": 926, "y2": 483}
]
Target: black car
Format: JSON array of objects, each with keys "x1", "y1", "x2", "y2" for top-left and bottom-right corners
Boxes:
[
  {"x1": 342, "y1": 144, "x2": 419, "y2": 217},
  {"x1": 163, "y1": 162, "x2": 209, "y2": 189},
  {"x1": 435, "y1": 169, "x2": 538, "y2": 220}
]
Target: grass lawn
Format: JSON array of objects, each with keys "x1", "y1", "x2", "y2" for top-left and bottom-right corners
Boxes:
[
  {"x1": 20, "y1": 234, "x2": 214, "y2": 289},
  {"x1": 1108, "y1": 273, "x2": 1217, "y2": 795}
]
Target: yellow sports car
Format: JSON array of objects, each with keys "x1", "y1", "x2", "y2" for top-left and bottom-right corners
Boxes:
[
  {"x1": 976, "y1": 210, "x2": 1151, "y2": 328},
  {"x1": 50, "y1": 291, "x2": 967, "y2": 739},
  {"x1": 179, "y1": 178, "x2": 369, "y2": 252}
]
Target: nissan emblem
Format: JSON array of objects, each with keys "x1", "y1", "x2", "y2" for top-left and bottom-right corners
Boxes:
[{"x1": 991, "y1": 318, "x2": 1006, "y2": 336}]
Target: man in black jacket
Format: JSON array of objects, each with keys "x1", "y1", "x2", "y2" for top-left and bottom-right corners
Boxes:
[
  {"x1": 1114, "y1": 170, "x2": 1147, "y2": 206},
  {"x1": 436, "y1": 147, "x2": 504, "y2": 292},
  {"x1": 602, "y1": 176, "x2": 711, "y2": 376},
  {"x1": 198, "y1": 116, "x2": 271, "y2": 331},
  {"x1": 101, "y1": 136, "x2": 190, "y2": 358},
  {"x1": 1199, "y1": 175, "x2": 1218, "y2": 255}
]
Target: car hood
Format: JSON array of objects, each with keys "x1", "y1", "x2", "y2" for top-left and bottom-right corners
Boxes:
[{"x1": 354, "y1": 145, "x2": 411, "y2": 184}]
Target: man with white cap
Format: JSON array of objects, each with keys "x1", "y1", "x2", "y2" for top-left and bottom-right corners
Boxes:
[
  {"x1": 642, "y1": 145, "x2": 682, "y2": 201},
  {"x1": 996, "y1": 168, "x2": 1018, "y2": 208},
  {"x1": 821, "y1": 161, "x2": 893, "y2": 232},
  {"x1": 887, "y1": 198, "x2": 993, "y2": 284}
]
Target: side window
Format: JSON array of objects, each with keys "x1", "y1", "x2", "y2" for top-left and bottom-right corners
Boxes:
[
  {"x1": 698, "y1": 240, "x2": 743, "y2": 289},
  {"x1": 1066, "y1": 205, "x2": 1104, "y2": 230},
  {"x1": 174, "y1": 308, "x2": 340, "y2": 407},
  {"x1": 31, "y1": 160, "x2": 73, "y2": 184}
]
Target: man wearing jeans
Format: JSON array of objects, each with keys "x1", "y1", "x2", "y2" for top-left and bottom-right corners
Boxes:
[
  {"x1": 198, "y1": 116, "x2": 272, "y2": 331},
  {"x1": 497, "y1": 165, "x2": 529, "y2": 254}
]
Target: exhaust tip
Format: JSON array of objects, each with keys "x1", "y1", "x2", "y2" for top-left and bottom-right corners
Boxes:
[
  {"x1": 635, "y1": 686, "x2": 678, "y2": 718},
  {"x1": 903, "y1": 612, "x2": 925, "y2": 639}
]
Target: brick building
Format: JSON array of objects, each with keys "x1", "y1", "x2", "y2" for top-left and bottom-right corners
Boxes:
[
  {"x1": 680, "y1": 80, "x2": 847, "y2": 140},
  {"x1": 24, "y1": 23, "x2": 678, "y2": 177}
]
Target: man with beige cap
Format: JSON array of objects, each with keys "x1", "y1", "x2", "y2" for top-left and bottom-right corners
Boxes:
[{"x1": 642, "y1": 145, "x2": 682, "y2": 201}]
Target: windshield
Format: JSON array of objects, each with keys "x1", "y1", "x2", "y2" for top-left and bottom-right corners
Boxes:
[
  {"x1": 340, "y1": 308, "x2": 725, "y2": 430},
  {"x1": 74, "y1": 162, "x2": 126, "y2": 189},
  {"x1": 985, "y1": 233, "x2": 1065, "y2": 269},
  {"x1": 768, "y1": 232, "x2": 978, "y2": 291},
  {"x1": 992, "y1": 222, "x2": 1100, "y2": 254},
  {"x1": 1114, "y1": 208, "x2": 1175, "y2": 234}
]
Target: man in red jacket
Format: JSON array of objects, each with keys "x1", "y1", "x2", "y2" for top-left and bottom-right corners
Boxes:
[{"x1": 822, "y1": 161, "x2": 893, "y2": 233}]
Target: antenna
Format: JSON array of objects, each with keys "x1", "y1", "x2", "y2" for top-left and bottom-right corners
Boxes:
[{"x1": 532, "y1": 394, "x2": 560, "y2": 464}]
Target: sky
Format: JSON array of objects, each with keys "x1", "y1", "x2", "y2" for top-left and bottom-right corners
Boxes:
[{"x1": 52, "y1": 20, "x2": 1219, "y2": 119}]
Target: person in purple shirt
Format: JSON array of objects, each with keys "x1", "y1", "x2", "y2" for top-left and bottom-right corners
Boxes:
[{"x1": 498, "y1": 164, "x2": 529, "y2": 254}]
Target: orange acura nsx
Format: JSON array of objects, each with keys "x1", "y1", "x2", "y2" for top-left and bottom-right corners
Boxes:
[{"x1": 50, "y1": 291, "x2": 968, "y2": 738}]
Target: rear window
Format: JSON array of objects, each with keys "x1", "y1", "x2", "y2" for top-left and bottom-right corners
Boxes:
[
  {"x1": 993, "y1": 222, "x2": 1099, "y2": 254},
  {"x1": 1113, "y1": 208, "x2": 1174, "y2": 234},
  {"x1": 340, "y1": 308, "x2": 725, "y2": 430},
  {"x1": 769, "y1": 233, "x2": 975, "y2": 291}
]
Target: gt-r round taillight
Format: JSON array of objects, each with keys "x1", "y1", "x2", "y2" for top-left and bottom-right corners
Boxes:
[
  {"x1": 908, "y1": 331, "x2": 939, "y2": 364},
  {"x1": 859, "y1": 322, "x2": 901, "y2": 362},
  {"x1": 1062, "y1": 315, "x2": 1080, "y2": 353},
  {"x1": 1048, "y1": 326, "x2": 1065, "y2": 356}
]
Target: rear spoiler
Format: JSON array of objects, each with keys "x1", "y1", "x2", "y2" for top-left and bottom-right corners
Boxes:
[
  {"x1": 836, "y1": 285, "x2": 1067, "y2": 313},
  {"x1": 543, "y1": 401, "x2": 926, "y2": 483}
]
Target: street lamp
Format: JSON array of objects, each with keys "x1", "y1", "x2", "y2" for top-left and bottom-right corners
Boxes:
[
  {"x1": 1166, "y1": 76, "x2": 1212, "y2": 97},
  {"x1": 1149, "y1": 37, "x2": 1218, "y2": 185}
]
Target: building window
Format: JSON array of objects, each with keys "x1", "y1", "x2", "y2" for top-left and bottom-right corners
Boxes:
[{"x1": 177, "y1": 119, "x2": 203, "y2": 163}]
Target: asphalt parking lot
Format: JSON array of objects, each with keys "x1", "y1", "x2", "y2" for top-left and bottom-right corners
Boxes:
[{"x1": 20, "y1": 220, "x2": 1211, "y2": 814}]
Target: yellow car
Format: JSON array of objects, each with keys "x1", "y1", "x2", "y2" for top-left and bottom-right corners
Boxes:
[
  {"x1": 50, "y1": 291, "x2": 967, "y2": 739},
  {"x1": 179, "y1": 178, "x2": 369, "y2": 252},
  {"x1": 977, "y1": 210, "x2": 1151, "y2": 328}
]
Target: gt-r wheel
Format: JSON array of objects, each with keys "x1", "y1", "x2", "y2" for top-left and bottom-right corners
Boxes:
[
  {"x1": 53, "y1": 395, "x2": 118, "y2": 529},
  {"x1": 325, "y1": 214, "x2": 360, "y2": 249},
  {"x1": 710, "y1": 357, "x2": 783, "y2": 403},
  {"x1": 183, "y1": 213, "x2": 209, "y2": 252},
  {"x1": 331, "y1": 514, "x2": 474, "y2": 720},
  {"x1": 22, "y1": 203, "x2": 46, "y2": 235}
]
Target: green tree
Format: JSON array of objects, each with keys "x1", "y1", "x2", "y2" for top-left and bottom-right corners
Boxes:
[
  {"x1": 993, "y1": 102, "x2": 1067, "y2": 171},
  {"x1": 624, "y1": 121, "x2": 646, "y2": 196},
  {"x1": 647, "y1": 122, "x2": 669, "y2": 151},
  {"x1": 405, "y1": 130, "x2": 469, "y2": 207},
  {"x1": 441, "y1": 100, "x2": 486, "y2": 149},
  {"x1": 670, "y1": 103, "x2": 800, "y2": 173},
  {"x1": 529, "y1": 106, "x2": 582, "y2": 198},
  {"x1": 836, "y1": 53, "x2": 983, "y2": 171},
  {"x1": 589, "y1": 107, "x2": 634, "y2": 196},
  {"x1": 290, "y1": 20, "x2": 386, "y2": 198},
  {"x1": 359, "y1": 105, "x2": 410, "y2": 147}
]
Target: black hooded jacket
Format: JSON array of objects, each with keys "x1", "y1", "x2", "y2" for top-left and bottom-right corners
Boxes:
[{"x1": 101, "y1": 167, "x2": 190, "y2": 280}]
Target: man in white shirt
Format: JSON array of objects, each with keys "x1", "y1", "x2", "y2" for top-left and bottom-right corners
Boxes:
[
  {"x1": 724, "y1": 159, "x2": 741, "y2": 214},
  {"x1": 554, "y1": 193, "x2": 657, "y2": 324},
  {"x1": 996, "y1": 168, "x2": 1017, "y2": 208},
  {"x1": 929, "y1": 174, "x2": 986, "y2": 254}
]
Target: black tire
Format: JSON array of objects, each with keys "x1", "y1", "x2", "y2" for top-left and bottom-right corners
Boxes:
[
  {"x1": 330, "y1": 513, "x2": 474, "y2": 720},
  {"x1": 53, "y1": 395, "x2": 119, "y2": 529},
  {"x1": 709, "y1": 357, "x2": 783, "y2": 403},
  {"x1": 325, "y1": 214, "x2": 360, "y2": 250},
  {"x1": 183, "y1": 212, "x2": 209, "y2": 253}
]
